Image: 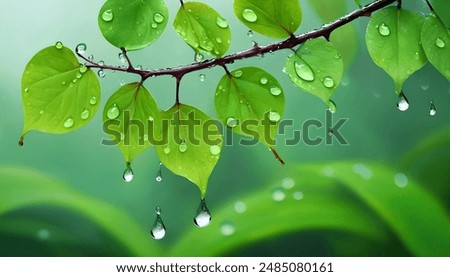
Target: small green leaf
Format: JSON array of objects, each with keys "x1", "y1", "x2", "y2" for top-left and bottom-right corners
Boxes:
[
  {"x1": 233, "y1": 0, "x2": 302, "y2": 38},
  {"x1": 215, "y1": 67, "x2": 285, "y2": 149},
  {"x1": 21, "y1": 44, "x2": 100, "y2": 140},
  {"x1": 366, "y1": 7, "x2": 427, "y2": 93},
  {"x1": 98, "y1": 0, "x2": 169, "y2": 50},
  {"x1": 173, "y1": 2, "x2": 231, "y2": 58},
  {"x1": 421, "y1": 13, "x2": 450, "y2": 81},
  {"x1": 103, "y1": 83, "x2": 161, "y2": 163},
  {"x1": 430, "y1": 0, "x2": 450, "y2": 28},
  {"x1": 285, "y1": 38, "x2": 344, "y2": 106},
  {"x1": 155, "y1": 104, "x2": 222, "y2": 198}
]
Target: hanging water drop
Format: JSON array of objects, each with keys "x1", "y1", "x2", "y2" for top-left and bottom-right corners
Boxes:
[
  {"x1": 63, "y1": 117, "x2": 74, "y2": 129},
  {"x1": 378, "y1": 23, "x2": 390, "y2": 36},
  {"x1": 270, "y1": 86, "x2": 282, "y2": 96},
  {"x1": 209, "y1": 145, "x2": 221, "y2": 155},
  {"x1": 199, "y1": 74, "x2": 205, "y2": 82},
  {"x1": 178, "y1": 139, "x2": 187, "y2": 153},
  {"x1": 435, "y1": 37, "x2": 445, "y2": 48},
  {"x1": 98, "y1": 69, "x2": 106, "y2": 78},
  {"x1": 80, "y1": 108, "x2": 90, "y2": 120},
  {"x1": 102, "y1": 9, "x2": 114, "y2": 22},
  {"x1": 88, "y1": 55, "x2": 94, "y2": 61},
  {"x1": 268, "y1": 111, "x2": 281, "y2": 122},
  {"x1": 150, "y1": 207, "x2": 166, "y2": 240},
  {"x1": 226, "y1": 117, "x2": 238, "y2": 128},
  {"x1": 155, "y1": 162, "x2": 163, "y2": 182},
  {"x1": 195, "y1": 52, "x2": 204, "y2": 62},
  {"x1": 55, "y1": 41, "x2": 63, "y2": 49},
  {"x1": 118, "y1": 52, "x2": 127, "y2": 63},
  {"x1": 75, "y1": 43, "x2": 87, "y2": 54},
  {"x1": 327, "y1": 100, "x2": 337, "y2": 113},
  {"x1": 247, "y1": 30, "x2": 254, "y2": 38},
  {"x1": 194, "y1": 199, "x2": 212, "y2": 228},
  {"x1": 429, "y1": 99, "x2": 437, "y2": 116},
  {"x1": 396, "y1": 91, "x2": 409, "y2": 112},
  {"x1": 323, "y1": 76, "x2": 335, "y2": 88},
  {"x1": 242, "y1": 9, "x2": 258, "y2": 22},
  {"x1": 294, "y1": 61, "x2": 315, "y2": 81},
  {"x1": 122, "y1": 163, "x2": 134, "y2": 182},
  {"x1": 216, "y1": 17, "x2": 228, "y2": 29},
  {"x1": 153, "y1": 13, "x2": 165, "y2": 24},
  {"x1": 107, "y1": 103, "x2": 120, "y2": 119}
]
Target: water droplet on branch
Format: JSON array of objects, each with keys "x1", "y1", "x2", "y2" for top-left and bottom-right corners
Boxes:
[
  {"x1": 75, "y1": 43, "x2": 87, "y2": 54},
  {"x1": 194, "y1": 199, "x2": 211, "y2": 228},
  {"x1": 150, "y1": 206, "x2": 166, "y2": 240}
]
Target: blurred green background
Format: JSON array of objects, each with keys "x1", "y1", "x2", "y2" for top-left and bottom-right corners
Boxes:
[{"x1": 0, "y1": 0, "x2": 449, "y2": 256}]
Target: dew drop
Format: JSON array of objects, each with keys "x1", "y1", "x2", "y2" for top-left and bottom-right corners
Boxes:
[
  {"x1": 153, "y1": 13, "x2": 164, "y2": 24},
  {"x1": 293, "y1": 191, "x2": 304, "y2": 200},
  {"x1": 178, "y1": 139, "x2": 187, "y2": 153},
  {"x1": 234, "y1": 201, "x2": 247, "y2": 213},
  {"x1": 63, "y1": 117, "x2": 74, "y2": 128},
  {"x1": 163, "y1": 146, "x2": 171, "y2": 154},
  {"x1": 194, "y1": 199, "x2": 212, "y2": 228},
  {"x1": 215, "y1": 37, "x2": 222, "y2": 43},
  {"x1": 209, "y1": 145, "x2": 221, "y2": 155},
  {"x1": 151, "y1": 23, "x2": 158, "y2": 29},
  {"x1": 327, "y1": 100, "x2": 337, "y2": 113},
  {"x1": 242, "y1": 8, "x2": 258, "y2": 22},
  {"x1": 150, "y1": 207, "x2": 166, "y2": 240},
  {"x1": 102, "y1": 9, "x2": 114, "y2": 22},
  {"x1": 88, "y1": 55, "x2": 94, "y2": 61},
  {"x1": 281, "y1": 177, "x2": 295, "y2": 190},
  {"x1": 378, "y1": 23, "x2": 390, "y2": 36},
  {"x1": 233, "y1": 70, "x2": 243, "y2": 78},
  {"x1": 195, "y1": 52, "x2": 204, "y2": 62},
  {"x1": 323, "y1": 76, "x2": 335, "y2": 88},
  {"x1": 98, "y1": 69, "x2": 106, "y2": 78},
  {"x1": 55, "y1": 41, "x2": 63, "y2": 49},
  {"x1": 118, "y1": 52, "x2": 127, "y2": 63},
  {"x1": 79, "y1": 65, "x2": 88, "y2": 74},
  {"x1": 216, "y1": 17, "x2": 228, "y2": 29},
  {"x1": 122, "y1": 163, "x2": 134, "y2": 182},
  {"x1": 75, "y1": 43, "x2": 87, "y2": 54},
  {"x1": 272, "y1": 188, "x2": 286, "y2": 202},
  {"x1": 270, "y1": 86, "x2": 282, "y2": 96},
  {"x1": 435, "y1": 37, "x2": 445, "y2": 48},
  {"x1": 89, "y1": 96, "x2": 97, "y2": 105},
  {"x1": 107, "y1": 103, "x2": 120, "y2": 119},
  {"x1": 226, "y1": 117, "x2": 238, "y2": 128},
  {"x1": 394, "y1": 173, "x2": 408, "y2": 188},
  {"x1": 397, "y1": 91, "x2": 409, "y2": 112},
  {"x1": 220, "y1": 222, "x2": 235, "y2": 236},
  {"x1": 429, "y1": 99, "x2": 437, "y2": 116},
  {"x1": 247, "y1": 30, "x2": 254, "y2": 38},
  {"x1": 80, "y1": 108, "x2": 90, "y2": 120},
  {"x1": 24, "y1": 87, "x2": 29, "y2": 93},
  {"x1": 260, "y1": 77, "x2": 268, "y2": 85},
  {"x1": 76, "y1": 72, "x2": 82, "y2": 79},
  {"x1": 98, "y1": 60, "x2": 105, "y2": 66},
  {"x1": 294, "y1": 61, "x2": 315, "y2": 81},
  {"x1": 199, "y1": 74, "x2": 205, "y2": 82},
  {"x1": 268, "y1": 111, "x2": 281, "y2": 122}
]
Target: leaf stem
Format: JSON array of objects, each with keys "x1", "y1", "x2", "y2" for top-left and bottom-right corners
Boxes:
[
  {"x1": 121, "y1": 47, "x2": 134, "y2": 70},
  {"x1": 270, "y1": 147, "x2": 285, "y2": 165}
]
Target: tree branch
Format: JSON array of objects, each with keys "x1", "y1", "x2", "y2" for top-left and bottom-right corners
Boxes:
[{"x1": 78, "y1": 0, "x2": 396, "y2": 80}]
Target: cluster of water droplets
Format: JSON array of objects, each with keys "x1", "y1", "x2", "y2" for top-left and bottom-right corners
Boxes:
[{"x1": 101, "y1": 8, "x2": 166, "y2": 36}]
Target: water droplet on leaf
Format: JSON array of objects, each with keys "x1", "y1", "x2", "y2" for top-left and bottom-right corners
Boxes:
[
  {"x1": 209, "y1": 145, "x2": 221, "y2": 155},
  {"x1": 79, "y1": 65, "x2": 88, "y2": 74},
  {"x1": 226, "y1": 117, "x2": 238, "y2": 128},
  {"x1": 107, "y1": 103, "x2": 120, "y2": 119},
  {"x1": 194, "y1": 199, "x2": 212, "y2": 228},
  {"x1": 270, "y1": 86, "x2": 282, "y2": 96},
  {"x1": 323, "y1": 76, "x2": 335, "y2": 88},
  {"x1": 242, "y1": 9, "x2": 258, "y2": 22},
  {"x1": 378, "y1": 23, "x2": 390, "y2": 36},
  {"x1": 268, "y1": 111, "x2": 281, "y2": 122},
  {"x1": 435, "y1": 37, "x2": 445, "y2": 48},
  {"x1": 394, "y1": 173, "x2": 408, "y2": 188},
  {"x1": 294, "y1": 61, "x2": 315, "y2": 81},
  {"x1": 123, "y1": 163, "x2": 134, "y2": 182},
  {"x1": 150, "y1": 207, "x2": 166, "y2": 240},
  {"x1": 260, "y1": 77, "x2": 268, "y2": 85},
  {"x1": 216, "y1": 17, "x2": 228, "y2": 29},
  {"x1": 397, "y1": 91, "x2": 409, "y2": 112},
  {"x1": 80, "y1": 108, "x2": 90, "y2": 120},
  {"x1": 272, "y1": 189, "x2": 286, "y2": 202},
  {"x1": 89, "y1": 97, "x2": 97, "y2": 105},
  {"x1": 178, "y1": 139, "x2": 187, "y2": 153},
  {"x1": 163, "y1": 147, "x2": 171, "y2": 154},
  {"x1": 233, "y1": 70, "x2": 243, "y2": 78},
  {"x1": 153, "y1": 13, "x2": 164, "y2": 24},
  {"x1": 55, "y1": 41, "x2": 63, "y2": 49},
  {"x1": 102, "y1": 9, "x2": 114, "y2": 22},
  {"x1": 63, "y1": 117, "x2": 74, "y2": 128},
  {"x1": 327, "y1": 100, "x2": 337, "y2": 113}
]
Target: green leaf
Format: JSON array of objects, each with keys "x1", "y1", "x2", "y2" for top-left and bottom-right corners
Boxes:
[
  {"x1": 155, "y1": 104, "x2": 222, "y2": 198},
  {"x1": 215, "y1": 67, "x2": 285, "y2": 150},
  {"x1": 285, "y1": 38, "x2": 344, "y2": 107},
  {"x1": 430, "y1": 0, "x2": 450, "y2": 28},
  {"x1": 173, "y1": 2, "x2": 231, "y2": 58},
  {"x1": 233, "y1": 0, "x2": 302, "y2": 38},
  {"x1": 421, "y1": 13, "x2": 450, "y2": 81},
  {"x1": 98, "y1": 0, "x2": 169, "y2": 51},
  {"x1": 103, "y1": 83, "x2": 161, "y2": 163},
  {"x1": 21, "y1": 44, "x2": 100, "y2": 141},
  {"x1": 365, "y1": 7, "x2": 427, "y2": 93},
  {"x1": 0, "y1": 167, "x2": 158, "y2": 256},
  {"x1": 171, "y1": 162, "x2": 450, "y2": 256}
]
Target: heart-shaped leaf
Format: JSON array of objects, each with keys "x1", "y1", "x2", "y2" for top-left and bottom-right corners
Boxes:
[
  {"x1": 173, "y1": 2, "x2": 231, "y2": 58},
  {"x1": 233, "y1": 0, "x2": 302, "y2": 38},
  {"x1": 285, "y1": 38, "x2": 343, "y2": 107},
  {"x1": 21, "y1": 43, "x2": 101, "y2": 143},
  {"x1": 365, "y1": 7, "x2": 426, "y2": 94},
  {"x1": 102, "y1": 83, "x2": 161, "y2": 163},
  {"x1": 155, "y1": 104, "x2": 222, "y2": 198},
  {"x1": 98, "y1": 0, "x2": 169, "y2": 50}
]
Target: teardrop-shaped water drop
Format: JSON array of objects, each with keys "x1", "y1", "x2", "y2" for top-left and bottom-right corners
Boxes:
[
  {"x1": 122, "y1": 163, "x2": 134, "y2": 182},
  {"x1": 294, "y1": 61, "x2": 315, "y2": 81},
  {"x1": 396, "y1": 91, "x2": 409, "y2": 112},
  {"x1": 118, "y1": 52, "x2": 127, "y2": 63},
  {"x1": 80, "y1": 108, "x2": 90, "y2": 120},
  {"x1": 210, "y1": 145, "x2": 221, "y2": 155},
  {"x1": 378, "y1": 23, "x2": 390, "y2": 36},
  {"x1": 429, "y1": 99, "x2": 437, "y2": 116},
  {"x1": 327, "y1": 100, "x2": 337, "y2": 113},
  {"x1": 75, "y1": 43, "x2": 87, "y2": 54},
  {"x1": 199, "y1": 74, "x2": 205, "y2": 82},
  {"x1": 63, "y1": 117, "x2": 74, "y2": 128},
  {"x1": 435, "y1": 37, "x2": 445, "y2": 48},
  {"x1": 150, "y1": 207, "x2": 166, "y2": 240},
  {"x1": 155, "y1": 162, "x2": 163, "y2": 182},
  {"x1": 226, "y1": 117, "x2": 238, "y2": 128},
  {"x1": 98, "y1": 69, "x2": 106, "y2": 78},
  {"x1": 323, "y1": 76, "x2": 335, "y2": 88},
  {"x1": 153, "y1": 13, "x2": 164, "y2": 24},
  {"x1": 260, "y1": 77, "x2": 268, "y2": 85},
  {"x1": 89, "y1": 96, "x2": 97, "y2": 106},
  {"x1": 107, "y1": 103, "x2": 120, "y2": 119},
  {"x1": 79, "y1": 65, "x2": 88, "y2": 74},
  {"x1": 178, "y1": 139, "x2": 187, "y2": 153},
  {"x1": 216, "y1": 17, "x2": 228, "y2": 29},
  {"x1": 102, "y1": 9, "x2": 114, "y2": 22},
  {"x1": 98, "y1": 60, "x2": 105, "y2": 66},
  {"x1": 242, "y1": 9, "x2": 257, "y2": 22},
  {"x1": 55, "y1": 41, "x2": 63, "y2": 50},
  {"x1": 247, "y1": 30, "x2": 254, "y2": 38},
  {"x1": 270, "y1": 86, "x2": 282, "y2": 96},
  {"x1": 194, "y1": 199, "x2": 211, "y2": 228},
  {"x1": 268, "y1": 111, "x2": 281, "y2": 122}
]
